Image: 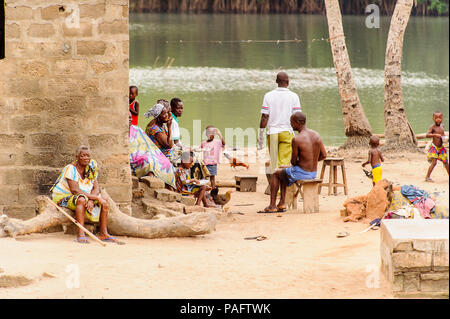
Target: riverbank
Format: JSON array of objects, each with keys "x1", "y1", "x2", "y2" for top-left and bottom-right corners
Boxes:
[{"x1": 0, "y1": 149, "x2": 448, "y2": 298}]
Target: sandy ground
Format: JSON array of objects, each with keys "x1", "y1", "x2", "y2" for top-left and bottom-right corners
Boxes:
[{"x1": 0, "y1": 149, "x2": 448, "y2": 299}]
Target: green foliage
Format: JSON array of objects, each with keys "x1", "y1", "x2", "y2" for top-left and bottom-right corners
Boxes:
[{"x1": 416, "y1": 0, "x2": 449, "y2": 14}]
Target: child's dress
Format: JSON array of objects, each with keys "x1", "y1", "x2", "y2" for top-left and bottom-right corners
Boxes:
[
  {"x1": 129, "y1": 100, "x2": 139, "y2": 125},
  {"x1": 175, "y1": 167, "x2": 201, "y2": 195},
  {"x1": 201, "y1": 139, "x2": 224, "y2": 176}
]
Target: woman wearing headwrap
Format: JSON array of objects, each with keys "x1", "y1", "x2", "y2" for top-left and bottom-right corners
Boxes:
[{"x1": 144, "y1": 103, "x2": 174, "y2": 159}]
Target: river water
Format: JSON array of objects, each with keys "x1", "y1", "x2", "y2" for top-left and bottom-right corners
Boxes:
[{"x1": 129, "y1": 14, "x2": 449, "y2": 146}]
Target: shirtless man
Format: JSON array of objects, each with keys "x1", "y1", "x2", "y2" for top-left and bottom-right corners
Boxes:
[
  {"x1": 425, "y1": 111, "x2": 449, "y2": 181},
  {"x1": 259, "y1": 112, "x2": 326, "y2": 213}
]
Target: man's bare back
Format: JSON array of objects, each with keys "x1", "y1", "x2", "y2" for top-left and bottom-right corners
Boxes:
[{"x1": 291, "y1": 128, "x2": 326, "y2": 172}]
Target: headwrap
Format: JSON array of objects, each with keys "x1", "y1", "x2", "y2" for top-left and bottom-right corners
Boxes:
[{"x1": 144, "y1": 103, "x2": 165, "y2": 119}]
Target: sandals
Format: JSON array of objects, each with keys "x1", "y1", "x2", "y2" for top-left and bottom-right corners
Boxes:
[
  {"x1": 244, "y1": 236, "x2": 268, "y2": 241},
  {"x1": 257, "y1": 206, "x2": 286, "y2": 213},
  {"x1": 101, "y1": 236, "x2": 126, "y2": 245},
  {"x1": 74, "y1": 236, "x2": 89, "y2": 244}
]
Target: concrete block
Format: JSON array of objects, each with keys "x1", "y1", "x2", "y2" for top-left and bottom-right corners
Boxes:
[
  {"x1": 0, "y1": 185, "x2": 19, "y2": 205},
  {"x1": 28, "y1": 24, "x2": 55, "y2": 38},
  {"x1": 392, "y1": 251, "x2": 432, "y2": 272},
  {"x1": 432, "y1": 251, "x2": 449, "y2": 270},
  {"x1": 99, "y1": 20, "x2": 128, "y2": 34},
  {"x1": 5, "y1": 6, "x2": 33, "y2": 20},
  {"x1": 153, "y1": 189, "x2": 181, "y2": 202},
  {"x1": 64, "y1": 223, "x2": 96, "y2": 235},
  {"x1": 413, "y1": 239, "x2": 449, "y2": 253},
  {"x1": 131, "y1": 176, "x2": 139, "y2": 189},
  {"x1": 54, "y1": 59, "x2": 89, "y2": 75},
  {"x1": 4, "y1": 205, "x2": 36, "y2": 220},
  {"x1": 140, "y1": 176, "x2": 164, "y2": 189},
  {"x1": 394, "y1": 241, "x2": 413, "y2": 252},
  {"x1": 63, "y1": 23, "x2": 93, "y2": 37},
  {"x1": 90, "y1": 61, "x2": 118, "y2": 74},
  {"x1": 403, "y1": 272, "x2": 420, "y2": 292},
  {"x1": 178, "y1": 195, "x2": 196, "y2": 206},
  {"x1": 39, "y1": 42, "x2": 72, "y2": 57},
  {"x1": 41, "y1": 5, "x2": 70, "y2": 20},
  {"x1": 76, "y1": 41, "x2": 107, "y2": 56},
  {"x1": 392, "y1": 274, "x2": 403, "y2": 292},
  {"x1": 79, "y1": 4, "x2": 106, "y2": 18},
  {"x1": 0, "y1": 134, "x2": 25, "y2": 148},
  {"x1": 5, "y1": 23, "x2": 20, "y2": 38},
  {"x1": 421, "y1": 272, "x2": 449, "y2": 281},
  {"x1": 421, "y1": 279, "x2": 449, "y2": 293}
]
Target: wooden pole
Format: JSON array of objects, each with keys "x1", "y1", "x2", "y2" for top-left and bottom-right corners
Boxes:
[{"x1": 45, "y1": 197, "x2": 106, "y2": 247}]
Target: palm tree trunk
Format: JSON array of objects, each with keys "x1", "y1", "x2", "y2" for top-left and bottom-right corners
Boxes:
[
  {"x1": 324, "y1": 0, "x2": 372, "y2": 148},
  {"x1": 383, "y1": 0, "x2": 417, "y2": 150}
]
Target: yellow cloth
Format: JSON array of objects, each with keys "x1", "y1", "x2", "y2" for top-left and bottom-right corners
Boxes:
[
  {"x1": 267, "y1": 131, "x2": 294, "y2": 173},
  {"x1": 52, "y1": 194, "x2": 101, "y2": 222},
  {"x1": 372, "y1": 165, "x2": 382, "y2": 184}
]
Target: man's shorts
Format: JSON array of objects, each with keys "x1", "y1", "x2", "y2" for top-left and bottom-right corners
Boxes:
[
  {"x1": 284, "y1": 166, "x2": 317, "y2": 186},
  {"x1": 53, "y1": 194, "x2": 101, "y2": 222},
  {"x1": 372, "y1": 164, "x2": 382, "y2": 185},
  {"x1": 206, "y1": 164, "x2": 217, "y2": 176}
]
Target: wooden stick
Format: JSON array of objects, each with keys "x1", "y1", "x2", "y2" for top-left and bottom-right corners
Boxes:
[{"x1": 45, "y1": 197, "x2": 106, "y2": 247}]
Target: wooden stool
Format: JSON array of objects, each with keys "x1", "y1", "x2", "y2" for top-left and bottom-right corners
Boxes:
[
  {"x1": 294, "y1": 179, "x2": 322, "y2": 213},
  {"x1": 318, "y1": 157, "x2": 348, "y2": 196},
  {"x1": 235, "y1": 175, "x2": 258, "y2": 192}
]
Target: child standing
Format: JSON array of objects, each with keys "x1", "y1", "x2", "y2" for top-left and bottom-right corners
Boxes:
[
  {"x1": 362, "y1": 135, "x2": 384, "y2": 186},
  {"x1": 201, "y1": 125, "x2": 225, "y2": 189},
  {"x1": 175, "y1": 151, "x2": 214, "y2": 207},
  {"x1": 129, "y1": 86, "x2": 140, "y2": 126},
  {"x1": 425, "y1": 111, "x2": 449, "y2": 181}
]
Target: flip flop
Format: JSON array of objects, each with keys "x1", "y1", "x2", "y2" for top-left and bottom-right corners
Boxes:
[
  {"x1": 336, "y1": 231, "x2": 350, "y2": 238},
  {"x1": 74, "y1": 236, "x2": 89, "y2": 244},
  {"x1": 277, "y1": 207, "x2": 287, "y2": 212},
  {"x1": 101, "y1": 236, "x2": 126, "y2": 245},
  {"x1": 257, "y1": 208, "x2": 278, "y2": 214},
  {"x1": 244, "y1": 236, "x2": 268, "y2": 241}
]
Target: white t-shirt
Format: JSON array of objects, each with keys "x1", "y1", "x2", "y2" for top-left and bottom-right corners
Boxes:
[
  {"x1": 261, "y1": 87, "x2": 301, "y2": 135},
  {"x1": 171, "y1": 114, "x2": 181, "y2": 141}
]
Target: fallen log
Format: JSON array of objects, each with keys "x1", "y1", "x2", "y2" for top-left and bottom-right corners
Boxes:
[
  {"x1": 0, "y1": 196, "x2": 71, "y2": 238},
  {"x1": 375, "y1": 131, "x2": 449, "y2": 139},
  {"x1": 101, "y1": 189, "x2": 217, "y2": 238},
  {"x1": 215, "y1": 180, "x2": 236, "y2": 188},
  {"x1": 0, "y1": 190, "x2": 217, "y2": 239}
]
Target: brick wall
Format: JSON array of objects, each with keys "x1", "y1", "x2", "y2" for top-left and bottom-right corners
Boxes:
[
  {"x1": 0, "y1": 0, "x2": 132, "y2": 218},
  {"x1": 381, "y1": 220, "x2": 449, "y2": 298}
]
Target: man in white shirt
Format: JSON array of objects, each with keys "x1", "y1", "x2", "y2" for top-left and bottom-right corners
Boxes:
[{"x1": 258, "y1": 72, "x2": 301, "y2": 174}]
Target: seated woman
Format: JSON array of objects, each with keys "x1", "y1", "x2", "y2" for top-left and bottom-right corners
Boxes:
[
  {"x1": 175, "y1": 151, "x2": 215, "y2": 207},
  {"x1": 129, "y1": 112, "x2": 177, "y2": 189},
  {"x1": 51, "y1": 146, "x2": 119, "y2": 244},
  {"x1": 144, "y1": 103, "x2": 173, "y2": 160}
]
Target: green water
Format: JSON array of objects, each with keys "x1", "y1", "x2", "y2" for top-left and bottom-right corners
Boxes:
[{"x1": 129, "y1": 14, "x2": 449, "y2": 146}]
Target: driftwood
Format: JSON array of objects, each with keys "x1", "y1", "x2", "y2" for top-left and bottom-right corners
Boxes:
[
  {"x1": 215, "y1": 180, "x2": 236, "y2": 188},
  {"x1": 375, "y1": 131, "x2": 449, "y2": 140},
  {"x1": 0, "y1": 189, "x2": 217, "y2": 239}
]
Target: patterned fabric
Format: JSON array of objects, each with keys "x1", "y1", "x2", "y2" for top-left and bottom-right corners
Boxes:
[
  {"x1": 50, "y1": 159, "x2": 100, "y2": 222},
  {"x1": 51, "y1": 159, "x2": 98, "y2": 203},
  {"x1": 55, "y1": 194, "x2": 101, "y2": 222},
  {"x1": 146, "y1": 123, "x2": 173, "y2": 159},
  {"x1": 129, "y1": 124, "x2": 176, "y2": 188},
  {"x1": 427, "y1": 143, "x2": 448, "y2": 163},
  {"x1": 174, "y1": 166, "x2": 200, "y2": 195}
]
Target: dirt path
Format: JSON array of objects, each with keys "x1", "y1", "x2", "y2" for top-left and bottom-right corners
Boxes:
[{"x1": 0, "y1": 151, "x2": 448, "y2": 298}]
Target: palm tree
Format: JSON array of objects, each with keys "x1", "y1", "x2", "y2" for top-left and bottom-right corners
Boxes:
[
  {"x1": 383, "y1": 0, "x2": 417, "y2": 150},
  {"x1": 324, "y1": 0, "x2": 372, "y2": 148}
]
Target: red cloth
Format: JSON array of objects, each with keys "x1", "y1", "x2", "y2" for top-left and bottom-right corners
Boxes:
[{"x1": 129, "y1": 100, "x2": 138, "y2": 125}]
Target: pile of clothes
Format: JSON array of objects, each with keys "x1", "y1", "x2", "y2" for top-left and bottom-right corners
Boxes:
[{"x1": 341, "y1": 179, "x2": 448, "y2": 223}]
